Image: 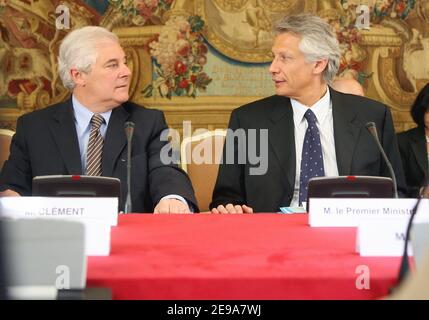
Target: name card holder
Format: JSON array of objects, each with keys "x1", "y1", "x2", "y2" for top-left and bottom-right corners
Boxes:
[
  {"x1": 356, "y1": 219, "x2": 412, "y2": 256},
  {"x1": 308, "y1": 198, "x2": 428, "y2": 227},
  {"x1": 0, "y1": 197, "x2": 118, "y2": 256}
]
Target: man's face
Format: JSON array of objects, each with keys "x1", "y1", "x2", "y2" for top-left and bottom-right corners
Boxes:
[
  {"x1": 79, "y1": 41, "x2": 131, "y2": 109},
  {"x1": 269, "y1": 32, "x2": 316, "y2": 99}
]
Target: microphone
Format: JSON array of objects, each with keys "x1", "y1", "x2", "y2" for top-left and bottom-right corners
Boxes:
[
  {"x1": 365, "y1": 122, "x2": 398, "y2": 198},
  {"x1": 124, "y1": 121, "x2": 135, "y2": 213}
]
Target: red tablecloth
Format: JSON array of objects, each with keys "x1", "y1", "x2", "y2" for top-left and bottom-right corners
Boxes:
[{"x1": 86, "y1": 214, "x2": 400, "y2": 300}]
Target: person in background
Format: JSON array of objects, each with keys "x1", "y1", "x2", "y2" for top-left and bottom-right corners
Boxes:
[
  {"x1": 0, "y1": 26, "x2": 198, "y2": 213},
  {"x1": 397, "y1": 83, "x2": 429, "y2": 197},
  {"x1": 331, "y1": 77, "x2": 365, "y2": 96}
]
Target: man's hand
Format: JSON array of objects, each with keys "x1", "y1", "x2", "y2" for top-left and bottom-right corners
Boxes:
[
  {"x1": 211, "y1": 204, "x2": 253, "y2": 214},
  {"x1": 0, "y1": 189, "x2": 20, "y2": 197},
  {"x1": 154, "y1": 198, "x2": 191, "y2": 214}
]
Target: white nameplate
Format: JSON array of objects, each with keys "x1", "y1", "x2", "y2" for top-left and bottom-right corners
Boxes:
[
  {"x1": 82, "y1": 221, "x2": 111, "y2": 256},
  {"x1": 356, "y1": 219, "x2": 412, "y2": 256},
  {"x1": 308, "y1": 198, "x2": 428, "y2": 227},
  {"x1": 0, "y1": 197, "x2": 118, "y2": 226},
  {"x1": 0, "y1": 197, "x2": 118, "y2": 256}
]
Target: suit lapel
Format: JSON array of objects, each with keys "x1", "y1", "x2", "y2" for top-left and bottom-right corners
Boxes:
[
  {"x1": 331, "y1": 89, "x2": 361, "y2": 175},
  {"x1": 102, "y1": 104, "x2": 129, "y2": 177},
  {"x1": 410, "y1": 128, "x2": 428, "y2": 174},
  {"x1": 50, "y1": 100, "x2": 82, "y2": 174},
  {"x1": 268, "y1": 96, "x2": 295, "y2": 191},
  {"x1": 267, "y1": 90, "x2": 361, "y2": 185}
]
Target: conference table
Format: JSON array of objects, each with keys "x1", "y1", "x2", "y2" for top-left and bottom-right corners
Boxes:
[{"x1": 86, "y1": 214, "x2": 401, "y2": 300}]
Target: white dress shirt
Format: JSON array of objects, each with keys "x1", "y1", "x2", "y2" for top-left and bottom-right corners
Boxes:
[
  {"x1": 71, "y1": 95, "x2": 190, "y2": 211},
  {"x1": 72, "y1": 95, "x2": 112, "y2": 173},
  {"x1": 289, "y1": 88, "x2": 339, "y2": 207}
]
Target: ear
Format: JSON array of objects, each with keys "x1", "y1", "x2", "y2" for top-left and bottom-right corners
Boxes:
[
  {"x1": 70, "y1": 68, "x2": 86, "y2": 87},
  {"x1": 313, "y1": 59, "x2": 329, "y2": 76}
]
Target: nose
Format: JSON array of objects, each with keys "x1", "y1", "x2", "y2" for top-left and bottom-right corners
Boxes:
[
  {"x1": 268, "y1": 58, "x2": 278, "y2": 74},
  {"x1": 121, "y1": 63, "x2": 132, "y2": 78}
]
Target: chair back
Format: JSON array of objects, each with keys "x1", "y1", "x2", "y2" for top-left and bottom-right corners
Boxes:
[
  {"x1": 0, "y1": 129, "x2": 14, "y2": 171},
  {"x1": 181, "y1": 130, "x2": 227, "y2": 212}
]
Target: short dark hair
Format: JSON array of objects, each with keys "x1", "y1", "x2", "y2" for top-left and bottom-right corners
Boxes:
[{"x1": 411, "y1": 83, "x2": 429, "y2": 127}]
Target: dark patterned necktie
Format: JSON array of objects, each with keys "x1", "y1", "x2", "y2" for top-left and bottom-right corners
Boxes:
[
  {"x1": 299, "y1": 109, "x2": 325, "y2": 205},
  {"x1": 86, "y1": 114, "x2": 104, "y2": 176}
]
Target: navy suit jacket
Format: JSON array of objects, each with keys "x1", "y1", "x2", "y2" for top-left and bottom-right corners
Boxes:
[
  {"x1": 211, "y1": 88, "x2": 406, "y2": 212},
  {"x1": 0, "y1": 99, "x2": 198, "y2": 213}
]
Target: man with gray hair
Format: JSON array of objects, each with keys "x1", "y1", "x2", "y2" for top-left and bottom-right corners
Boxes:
[
  {"x1": 211, "y1": 13, "x2": 405, "y2": 213},
  {"x1": 0, "y1": 26, "x2": 197, "y2": 213}
]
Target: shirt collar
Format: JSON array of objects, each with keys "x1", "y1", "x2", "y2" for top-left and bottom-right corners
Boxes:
[
  {"x1": 291, "y1": 87, "x2": 331, "y2": 126},
  {"x1": 72, "y1": 95, "x2": 112, "y2": 133}
]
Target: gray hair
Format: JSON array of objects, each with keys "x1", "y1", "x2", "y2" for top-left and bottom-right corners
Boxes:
[
  {"x1": 273, "y1": 13, "x2": 341, "y2": 84},
  {"x1": 58, "y1": 26, "x2": 119, "y2": 90}
]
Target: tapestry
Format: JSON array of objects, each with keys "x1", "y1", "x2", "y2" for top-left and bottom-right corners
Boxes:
[{"x1": 0, "y1": 0, "x2": 428, "y2": 131}]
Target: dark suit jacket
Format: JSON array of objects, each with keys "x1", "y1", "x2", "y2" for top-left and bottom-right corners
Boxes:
[
  {"x1": 0, "y1": 99, "x2": 198, "y2": 213},
  {"x1": 211, "y1": 89, "x2": 406, "y2": 212},
  {"x1": 397, "y1": 127, "x2": 428, "y2": 197}
]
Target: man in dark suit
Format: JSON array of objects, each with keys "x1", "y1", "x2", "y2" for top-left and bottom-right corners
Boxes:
[
  {"x1": 210, "y1": 14, "x2": 406, "y2": 213},
  {"x1": 397, "y1": 83, "x2": 429, "y2": 197},
  {"x1": 398, "y1": 127, "x2": 428, "y2": 197},
  {"x1": 0, "y1": 26, "x2": 197, "y2": 213}
]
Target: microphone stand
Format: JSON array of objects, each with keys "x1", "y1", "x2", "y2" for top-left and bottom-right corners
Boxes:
[
  {"x1": 365, "y1": 122, "x2": 398, "y2": 198},
  {"x1": 395, "y1": 175, "x2": 429, "y2": 286},
  {"x1": 364, "y1": 121, "x2": 425, "y2": 291},
  {"x1": 124, "y1": 122, "x2": 135, "y2": 213}
]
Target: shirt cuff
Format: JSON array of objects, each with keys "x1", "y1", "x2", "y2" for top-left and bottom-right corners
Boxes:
[{"x1": 159, "y1": 194, "x2": 194, "y2": 213}]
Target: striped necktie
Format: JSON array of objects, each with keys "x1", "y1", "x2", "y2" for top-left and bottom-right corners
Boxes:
[{"x1": 86, "y1": 114, "x2": 104, "y2": 176}]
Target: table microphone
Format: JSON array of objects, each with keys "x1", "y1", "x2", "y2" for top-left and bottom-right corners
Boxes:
[
  {"x1": 124, "y1": 121, "x2": 135, "y2": 213},
  {"x1": 365, "y1": 122, "x2": 398, "y2": 198}
]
